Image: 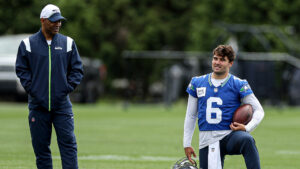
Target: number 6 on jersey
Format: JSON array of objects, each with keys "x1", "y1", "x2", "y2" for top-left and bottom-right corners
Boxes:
[{"x1": 206, "y1": 97, "x2": 223, "y2": 124}]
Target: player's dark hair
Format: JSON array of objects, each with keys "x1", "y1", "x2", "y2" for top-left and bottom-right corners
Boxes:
[{"x1": 213, "y1": 45, "x2": 235, "y2": 62}]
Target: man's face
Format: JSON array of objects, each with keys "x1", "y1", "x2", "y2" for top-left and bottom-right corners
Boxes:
[
  {"x1": 211, "y1": 55, "x2": 233, "y2": 76},
  {"x1": 41, "y1": 18, "x2": 61, "y2": 36}
]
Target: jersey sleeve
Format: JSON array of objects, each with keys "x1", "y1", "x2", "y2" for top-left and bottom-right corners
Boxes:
[
  {"x1": 238, "y1": 80, "x2": 253, "y2": 98},
  {"x1": 186, "y1": 77, "x2": 197, "y2": 98}
]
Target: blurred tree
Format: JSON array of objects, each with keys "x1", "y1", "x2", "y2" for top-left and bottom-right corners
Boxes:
[{"x1": 0, "y1": 0, "x2": 299, "y2": 97}]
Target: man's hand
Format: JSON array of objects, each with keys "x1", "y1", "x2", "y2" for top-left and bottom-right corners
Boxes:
[
  {"x1": 184, "y1": 147, "x2": 196, "y2": 164},
  {"x1": 230, "y1": 122, "x2": 246, "y2": 131}
]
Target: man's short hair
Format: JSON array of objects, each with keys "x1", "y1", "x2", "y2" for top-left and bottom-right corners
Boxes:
[{"x1": 213, "y1": 45, "x2": 235, "y2": 62}]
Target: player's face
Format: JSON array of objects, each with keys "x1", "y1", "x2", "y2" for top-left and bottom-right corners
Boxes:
[
  {"x1": 211, "y1": 55, "x2": 233, "y2": 77},
  {"x1": 41, "y1": 18, "x2": 61, "y2": 37}
]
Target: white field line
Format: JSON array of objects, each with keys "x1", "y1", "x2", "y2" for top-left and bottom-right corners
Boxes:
[
  {"x1": 52, "y1": 150, "x2": 300, "y2": 162},
  {"x1": 53, "y1": 155, "x2": 179, "y2": 161},
  {"x1": 276, "y1": 150, "x2": 300, "y2": 155}
]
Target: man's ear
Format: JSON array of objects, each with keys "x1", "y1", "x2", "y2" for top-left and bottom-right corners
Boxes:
[
  {"x1": 229, "y1": 61, "x2": 234, "y2": 68},
  {"x1": 40, "y1": 18, "x2": 45, "y2": 24}
]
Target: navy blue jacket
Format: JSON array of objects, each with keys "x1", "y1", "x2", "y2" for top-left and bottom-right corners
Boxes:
[{"x1": 16, "y1": 30, "x2": 83, "y2": 111}]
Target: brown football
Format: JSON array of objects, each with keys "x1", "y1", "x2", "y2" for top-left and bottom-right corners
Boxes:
[{"x1": 233, "y1": 104, "x2": 253, "y2": 125}]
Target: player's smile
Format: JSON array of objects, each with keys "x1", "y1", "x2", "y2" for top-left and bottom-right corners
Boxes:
[{"x1": 213, "y1": 64, "x2": 222, "y2": 71}]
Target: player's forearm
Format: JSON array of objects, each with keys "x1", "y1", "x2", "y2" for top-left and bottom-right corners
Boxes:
[
  {"x1": 242, "y1": 94, "x2": 265, "y2": 132},
  {"x1": 183, "y1": 95, "x2": 198, "y2": 147},
  {"x1": 184, "y1": 119, "x2": 196, "y2": 147},
  {"x1": 245, "y1": 114, "x2": 263, "y2": 132}
]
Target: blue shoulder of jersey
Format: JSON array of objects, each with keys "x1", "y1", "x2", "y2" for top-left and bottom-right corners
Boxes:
[
  {"x1": 186, "y1": 75, "x2": 208, "y2": 98},
  {"x1": 232, "y1": 75, "x2": 253, "y2": 98}
]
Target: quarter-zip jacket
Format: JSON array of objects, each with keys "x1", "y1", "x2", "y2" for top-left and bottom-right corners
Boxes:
[{"x1": 16, "y1": 30, "x2": 83, "y2": 111}]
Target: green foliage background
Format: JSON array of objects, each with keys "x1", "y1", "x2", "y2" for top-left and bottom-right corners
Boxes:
[{"x1": 1, "y1": 0, "x2": 299, "y2": 83}]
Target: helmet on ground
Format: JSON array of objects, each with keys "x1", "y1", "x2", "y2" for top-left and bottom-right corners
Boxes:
[{"x1": 172, "y1": 157, "x2": 198, "y2": 169}]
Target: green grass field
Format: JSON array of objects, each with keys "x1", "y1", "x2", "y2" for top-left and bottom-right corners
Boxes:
[{"x1": 0, "y1": 101, "x2": 300, "y2": 169}]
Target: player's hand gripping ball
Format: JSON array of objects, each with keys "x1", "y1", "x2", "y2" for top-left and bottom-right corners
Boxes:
[{"x1": 233, "y1": 104, "x2": 253, "y2": 125}]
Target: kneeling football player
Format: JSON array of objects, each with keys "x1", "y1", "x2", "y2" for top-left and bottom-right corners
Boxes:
[{"x1": 183, "y1": 45, "x2": 264, "y2": 169}]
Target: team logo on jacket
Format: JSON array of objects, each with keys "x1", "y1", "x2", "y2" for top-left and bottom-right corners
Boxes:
[
  {"x1": 196, "y1": 87, "x2": 206, "y2": 97},
  {"x1": 31, "y1": 117, "x2": 35, "y2": 122},
  {"x1": 55, "y1": 46, "x2": 63, "y2": 50}
]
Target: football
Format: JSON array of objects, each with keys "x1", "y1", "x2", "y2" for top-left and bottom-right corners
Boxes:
[{"x1": 233, "y1": 104, "x2": 253, "y2": 125}]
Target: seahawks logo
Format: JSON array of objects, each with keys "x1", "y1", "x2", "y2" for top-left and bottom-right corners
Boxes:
[
  {"x1": 240, "y1": 84, "x2": 251, "y2": 92},
  {"x1": 188, "y1": 83, "x2": 195, "y2": 91}
]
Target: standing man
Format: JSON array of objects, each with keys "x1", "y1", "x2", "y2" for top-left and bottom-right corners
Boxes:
[
  {"x1": 16, "y1": 4, "x2": 83, "y2": 169},
  {"x1": 183, "y1": 45, "x2": 264, "y2": 169}
]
